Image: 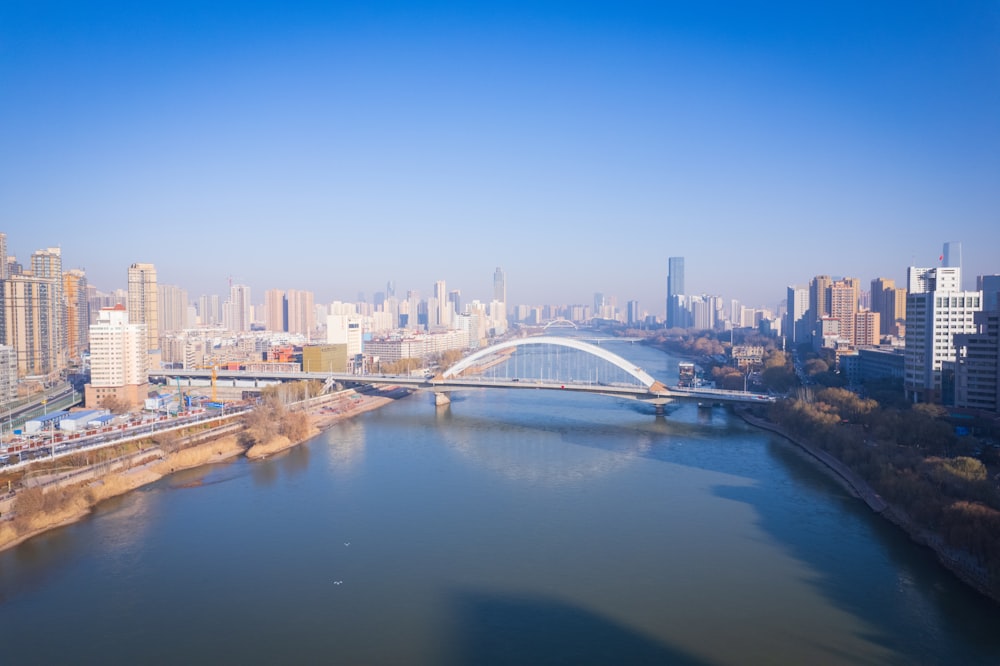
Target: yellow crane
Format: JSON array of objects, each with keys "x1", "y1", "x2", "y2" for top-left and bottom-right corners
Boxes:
[{"x1": 194, "y1": 364, "x2": 220, "y2": 403}]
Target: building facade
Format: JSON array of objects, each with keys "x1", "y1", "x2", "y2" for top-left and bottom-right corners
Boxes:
[
  {"x1": 904, "y1": 266, "x2": 982, "y2": 403},
  {"x1": 1, "y1": 273, "x2": 60, "y2": 377},
  {"x1": 954, "y1": 310, "x2": 1000, "y2": 413},
  {"x1": 63, "y1": 268, "x2": 90, "y2": 363},
  {"x1": 127, "y1": 262, "x2": 159, "y2": 351},
  {"x1": 0, "y1": 344, "x2": 17, "y2": 406},
  {"x1": 85, "y1": 305, "x2": 149, "y2": 409}
]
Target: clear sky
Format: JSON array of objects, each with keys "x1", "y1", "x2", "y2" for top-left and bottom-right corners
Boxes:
[{"x1": 2, "y1": 1, "x2": 998, "y2": 314}]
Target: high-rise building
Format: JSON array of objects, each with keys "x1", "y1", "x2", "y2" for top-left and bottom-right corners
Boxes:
[
  {"x1": 30, "y1": 247, "x2": 64, "y2": 369},
  {"x1": 871, "y1": 278, "x2": 895, "y2": 336},
  {"x1": 978, "y1": 275, "x2": 1000, "y2": 313},
  {"x1": 226, "y1": 284, "x2": 252, "y2": 332},
  {"x1": 830, "y1": 278, "x2": 860, "y2": 345},
  {"x1": 433, "y1": 280, "x2": 450, "y2": 329},
  {"x1": 666, "y1": 257, "x2": 685, "y2": 328},
  {"x1": 286, "y1": 289, "x2": 315, "y2": 336},
  {"x1": 85, "y1": 305, "x2": 149, "y2": 409},
  {"x1": 942, "y1": 241, "x2": 962, "y2": 269},
  {"x1": 128, "y1": 262, "x2": 159, "y2": 351},
  {"x1": 208, "y1": 294, "x2": 222, "y2": 326},
  {"x1": 157, "y1": 284, "x2": 189, "y2": 336},
  {"x1": 493, "y1": 267, "x2": 506, "y2": 305},
  {"x1": 627, "y1": 300, "x2": 641, "y2": 326},
  {"x1": 854, "y1": 311, "x2": 881, "y2": 347},
  {"x1": 1, "y1": 273, "x2": 59, "y2": 377},
  {"x1": 0, "y1": 232, "x2": 6, "y2": 280},
  {"x1": 63, "y1": 268, "x2": 89, "y2": 362},
  {"x1": 808, "y1": 275, "x2": 832, "y2": 327},
  {"x1": 785, "y1": 286, "x2": 810, "y2": 344},
  {"x1": 904, "y1": 266, "x2": 982, "y2": 403},
  {"x1": 264, "y1": 289, "x2": 287, "y2": 332},
  {"x1": 954, "y1": 310, "x2": 1000, "y2": 413}
]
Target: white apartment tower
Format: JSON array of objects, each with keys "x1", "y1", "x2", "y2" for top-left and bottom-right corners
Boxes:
[
  {"x1": 226, "y1": 283, "x2": 252, "y2": 332},
  {"x1": 85, "y1": 305, "x2": 149, "y2": 409},
  {"x1": 904, "y1": 266, "x2": 982, "y2": 403}
]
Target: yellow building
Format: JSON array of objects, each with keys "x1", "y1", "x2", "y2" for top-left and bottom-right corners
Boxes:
[{"x1": 302, "y1": 344, "x2": 349, "y2": 373}]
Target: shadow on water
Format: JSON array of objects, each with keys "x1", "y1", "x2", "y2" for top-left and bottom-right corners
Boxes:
[
  {"x1": 445, "y1": 589, "x2": 709, "y2": 666},
  {"x1": 712, "y1": 439, "x2": 1000, "y2": 665}
]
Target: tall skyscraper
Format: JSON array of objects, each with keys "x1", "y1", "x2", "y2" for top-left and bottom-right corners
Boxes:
[
  {"x1": 493, "y1": 267, "x2": 506, "y2": 304},
  {"x1": 127, "y1": 262, "x2": 159, "y2": 351},
  {"x1": 0, "y1": 232, "x2": 7, "y2": 280},
  {"x1": 905, "y1": 265, "x2": 982, "y2": 403},
  {"x1": 666, "y1": 257, "x2": 685, "y2": 328}
]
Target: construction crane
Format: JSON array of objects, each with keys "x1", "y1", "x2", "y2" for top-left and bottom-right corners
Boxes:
[{"x1": 194, "y1": 364, "x2": 220, "y2": 403}]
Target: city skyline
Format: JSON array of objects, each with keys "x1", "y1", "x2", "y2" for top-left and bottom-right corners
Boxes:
[{"x1": 2, "y1": 2, "x2": 999, "y2": 309}]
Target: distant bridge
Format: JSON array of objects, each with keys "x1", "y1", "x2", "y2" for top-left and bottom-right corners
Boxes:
[{"x1": 152, "y1": 336, "x2": 774, "y2": 413}]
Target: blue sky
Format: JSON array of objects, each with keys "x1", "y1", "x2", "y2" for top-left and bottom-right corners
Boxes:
[{"x1": 2, "y1": 1, "x2": 998, "y2": 314}]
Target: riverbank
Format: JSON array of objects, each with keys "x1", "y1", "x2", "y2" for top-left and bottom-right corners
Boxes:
[
  {"x1": 245, "y1": 389, "x2": 396, "y2": 460},
  {"x1": 738, "y1": 407, "x2": 1000, "y2": 604},
  {"x1": 0, "y1": 387, "x2": 406, "y2": 553},
  {"x1": 0, "y1": 434, "x2": 248, "y2": 553}
]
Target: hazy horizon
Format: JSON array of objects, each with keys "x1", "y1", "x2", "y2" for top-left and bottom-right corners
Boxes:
[{"x1": 3, "y1": 1, "x2": 998, "y2": 313}]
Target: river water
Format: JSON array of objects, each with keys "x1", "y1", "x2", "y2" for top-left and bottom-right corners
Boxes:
[{"x1": 1, "y1": 342, "x2": 999, "y2": 665}]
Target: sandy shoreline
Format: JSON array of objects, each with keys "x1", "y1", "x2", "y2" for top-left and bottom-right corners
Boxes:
[{"x1": 0, "y1": 389, "x2": 403, "y2": 553}]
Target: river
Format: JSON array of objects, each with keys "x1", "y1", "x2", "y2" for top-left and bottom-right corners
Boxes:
[{"x1": 1, "y1": 341, "x2": 999, "y2": 665}]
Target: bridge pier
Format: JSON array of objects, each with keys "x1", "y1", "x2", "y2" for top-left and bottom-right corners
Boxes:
[
  {"x1": 434, "y1": 391, "x2": 451, "y2": 407},
  {"x1": 655, "y1": 404, "x2": 665, "y2": 417}
]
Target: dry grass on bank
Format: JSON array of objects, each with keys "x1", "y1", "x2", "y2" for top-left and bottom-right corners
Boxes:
[{"x1": 0, "y1": 434, "x2": 248, "y2": 553}]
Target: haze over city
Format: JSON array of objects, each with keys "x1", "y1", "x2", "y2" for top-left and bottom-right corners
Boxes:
[{"x1": 2, "y1": 1, "x2": 999, "y2": 310}]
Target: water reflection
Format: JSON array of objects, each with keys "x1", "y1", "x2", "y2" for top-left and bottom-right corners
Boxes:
[
  {"x1": 437, "y1": 415, "x2": 652, "y2": 486},
  {"x1": 322, "y1": 420, "x2": 366, "y2": 476}
]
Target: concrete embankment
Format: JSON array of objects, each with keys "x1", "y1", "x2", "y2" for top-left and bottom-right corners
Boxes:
[{"x1": 738, "y1": 408, "x2": 999, "y2": 604}]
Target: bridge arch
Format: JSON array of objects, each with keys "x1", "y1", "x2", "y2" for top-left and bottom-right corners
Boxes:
[
  {"x1": 543, "y1": 319, "x2": 577, "y2": 329},
  {"x1": 441, "y1": 336, "x2": 660, "y2": 389}
]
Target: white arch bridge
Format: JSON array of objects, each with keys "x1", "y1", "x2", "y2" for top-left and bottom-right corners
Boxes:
[{"x1": 155, "y1": 336, "x2": 774, "y2": 413}]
